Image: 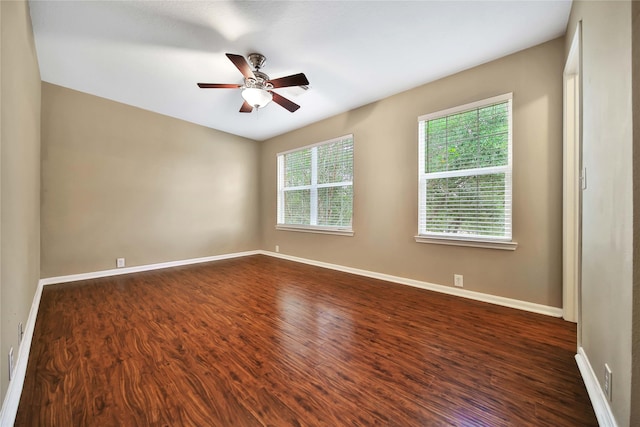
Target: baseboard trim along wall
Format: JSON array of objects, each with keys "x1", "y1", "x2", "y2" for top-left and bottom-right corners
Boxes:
[
  {"x1": 0, "y1": 280, "x2": 44, "y2": 427},
  {"x1": 39, "y1": 250, "x2": 262, "y2": 286},
  {"x1": 260, "y1": 251, "x2": 564, "y2": 317},
  {"x1": 0, "y1": 249, "x2": 260, "y2": 426},
  {"x1": 575, "y1": 347, "x2": 618, "y2": 427},
  {"x1": 2, "y1": 248, "x2": 564, "y2": 425},
  {"x1": 41, "y1": 250, "x2": 562, "y2": 317}
]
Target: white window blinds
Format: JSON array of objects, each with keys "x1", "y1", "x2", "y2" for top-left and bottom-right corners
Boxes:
[
  {"x1": 418, "y1": 94, "x2": 512, "y2": 242},
  {"x1": 277, "y1": 135, "x2": 354, "y2": 232}
]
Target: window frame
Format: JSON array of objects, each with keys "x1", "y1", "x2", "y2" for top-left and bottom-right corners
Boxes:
[
  {"x1": 415, "y1": 93, "x2": 517, "y2": 250},
  {"x1": 276, "y1": 134, "x2": 354, "y2": 236}
]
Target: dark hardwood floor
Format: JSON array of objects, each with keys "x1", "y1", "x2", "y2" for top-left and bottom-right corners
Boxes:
[{"x1": 16, "y1": 255, "x2": 596, "y2": 426}]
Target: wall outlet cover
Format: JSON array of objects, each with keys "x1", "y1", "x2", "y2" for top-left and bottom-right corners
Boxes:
[
  {"x1": 117, "y1": 258, "x2": 125, "y2": 268},
  {"x1": 8, "y1": 348, "x2": 14, "y2": 381},
  {"x1": 604, "y1": 364, "x2": 612, "y2": 401},
  {"x1": 454, "y1": 274, "x2": 464, "y2": 287}
]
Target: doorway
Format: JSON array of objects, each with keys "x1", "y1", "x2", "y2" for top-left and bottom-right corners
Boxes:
[{"x1": 562, "y1": 21, "x2": 582, "y2": 339}]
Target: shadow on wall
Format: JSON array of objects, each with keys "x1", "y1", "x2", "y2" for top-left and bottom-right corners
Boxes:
[{"x1": 342, "y1": 102, "x2": 380, "y2": 130}]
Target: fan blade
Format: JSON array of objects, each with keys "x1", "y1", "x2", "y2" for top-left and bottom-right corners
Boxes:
[
  {"x1": 239, "y1": 101, "x2": 253, "y2": 113},
  {"x1": 226, "y1": 53, "x2": 255, "y2": 79},
  {"x1": 269, "y1": 91, "x2": 300, "y2": 112},
  {"x1": 268, "y1": 73, "x2": 309, "y2": 89},
  {"x1": 197, "y1": 83, "x2": 242, "y2": 89}
]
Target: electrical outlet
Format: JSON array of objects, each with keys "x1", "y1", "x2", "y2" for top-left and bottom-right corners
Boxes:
[
  {"x1": 604, "y1": 364, "x2": 612, "y2": 401},
  {"x1": 8, "y1": 348, "x2": 13, "y2": 381},
  {"x1": 275, "y1": 245, "x2": 280, "y2": 253},
  {"x1": 454, "y1": 274, "x2": 464, "y2": 287},
  {"x1": 116, "y1": 258, "x2": 125, "y2": 268},
  {"x1": 18, "y1": 322, "x2": 23, "y2": 344}
]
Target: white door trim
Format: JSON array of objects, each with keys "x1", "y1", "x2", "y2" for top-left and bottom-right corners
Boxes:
[{"x1": 562, "y1": 21, "x2": 582, "y2": 329}]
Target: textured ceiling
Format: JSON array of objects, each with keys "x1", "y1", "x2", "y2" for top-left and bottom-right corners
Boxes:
[{"x1": 29, "y1": 1, "x2": 572, "y2": 141}]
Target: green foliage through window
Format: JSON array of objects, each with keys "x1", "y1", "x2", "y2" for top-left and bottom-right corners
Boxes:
[
  {"x1": 418, "y1": 95, "x2": 512, "y2": 240},
  {"x1": 278, "y1": 136, "x2": 354, "y2": 230}
]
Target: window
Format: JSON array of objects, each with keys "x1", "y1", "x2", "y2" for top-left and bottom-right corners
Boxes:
[
  {"x1": 416, "y1": 93, "x2": 516, "y2": 250},
  {"x1": 277, "y1": 135, "x2": 354, "y2": 235}
]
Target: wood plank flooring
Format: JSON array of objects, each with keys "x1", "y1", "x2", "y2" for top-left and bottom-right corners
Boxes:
[{"x1": 16, "y1": 255, "x2": 597, "y2": 426}]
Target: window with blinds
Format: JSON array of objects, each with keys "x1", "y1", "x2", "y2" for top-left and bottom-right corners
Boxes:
[
  {"x1": 277, "y1": 135, "x2": 354, "y2": 234},
  {"x1": 417, "y1": 93, "x2": 513, "y2": 244}
]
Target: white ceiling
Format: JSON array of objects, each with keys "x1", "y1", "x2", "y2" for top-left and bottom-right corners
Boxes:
[{"x1": 29, "y1": 1, "x2": 572, "y2": 141}]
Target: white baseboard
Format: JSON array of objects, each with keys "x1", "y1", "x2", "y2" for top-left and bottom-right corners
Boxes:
[
  {"x1": 0, "y1": 280, "x2": 44, "y2": 427},
  {"x1": 0, "y1": 249, "x2": 260, "y2": 426},
  {"x1": 1, "y1": 248, "x2": 564, "y2": 426},
  {"x1": 39, "y1": 250, "x2": 262, "y2": 286},
  {"x1": 259, "y1": 250, "x2": 563, "y2": 317},
  {"x1": 575, "y1": 347, "x2": 618, "y2": 427},
  {"x1": 41, "y1": 249, "x2": 564, "y2": 317}
]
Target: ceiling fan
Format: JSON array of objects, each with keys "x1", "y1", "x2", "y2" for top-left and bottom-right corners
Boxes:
[{"x1": 197, "y1": 53, "x2": 309, "y2": 113}]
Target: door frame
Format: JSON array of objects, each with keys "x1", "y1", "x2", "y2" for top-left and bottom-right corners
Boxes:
[{"x1": 562, "y1": 21, "x2": 582, "y2": 339}]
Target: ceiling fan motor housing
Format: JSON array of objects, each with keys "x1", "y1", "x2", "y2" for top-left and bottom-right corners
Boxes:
[
  {"x1": 245, "y1": 54, "x2": 272, "y2": 90},
  {"x1": 245, "y1": 70, "x2": 272, "y2": 90}
]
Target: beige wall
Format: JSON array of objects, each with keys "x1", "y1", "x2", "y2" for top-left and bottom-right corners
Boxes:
[
  {"x1": 41, "y1": 83, "x2": 260, "y2": 277},
  {"x1": 0, "y1": 0, "x2": 41, "y2": 400},
  {"x1": 566, "y1": 1, "x2": 634, "y2": 425},
  {"x1": 260, "y1": 38, "x2": 565, "y2": 307},
  {"x1": 633, "y1": 1, "x2": 640, "y2": 422},
  {"x1": 10, "y1": 0, "x2": 633, "y2": 419}
]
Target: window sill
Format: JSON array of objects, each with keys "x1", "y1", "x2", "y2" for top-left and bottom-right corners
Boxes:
[
  {"x1": 414, "y1": 235, "x2": 517, "y2": 251},
  {"x1": 276, "y1": 225, "x2": 354, "y2": 237}
]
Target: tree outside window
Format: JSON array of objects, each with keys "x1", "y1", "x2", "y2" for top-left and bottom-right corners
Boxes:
[
  {"x1": 277, "y1": 135, "x2": 353, "y2": 233},
  {"x1": 418, "y1": 94, "x2": 513, "y2": 242}
]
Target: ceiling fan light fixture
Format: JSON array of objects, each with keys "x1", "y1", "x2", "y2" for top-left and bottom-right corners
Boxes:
[
  {"x1": 197, "y1": 53, "x2": 306, "y2": 113},
  {"x1": 241, "y1": 87, "x2": 272, "y2": 109}
]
